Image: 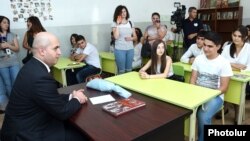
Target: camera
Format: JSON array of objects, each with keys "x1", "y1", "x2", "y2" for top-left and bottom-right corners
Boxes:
[
  {"x1": 170, "y1": 2, "x2": 186, "y2": 33},
  {"x1": 155, "y1": 19, "x2": 161, "y2": 23},
  {"x1": 0, "y1": 36, "x2": 10, "y2": 54}
]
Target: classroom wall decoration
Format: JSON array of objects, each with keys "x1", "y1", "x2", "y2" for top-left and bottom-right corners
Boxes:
[{"x1": 9, "y1": 0, "x2": 53, "y2": 22}]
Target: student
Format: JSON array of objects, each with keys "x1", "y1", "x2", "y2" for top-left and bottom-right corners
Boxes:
[
  {"x1": 180, "y1": 31, "x2": 206, "y2": 64},
  {"x1": 221, "y1": 25, "x2": 250, "y2": 71},
  {"x1": 190, "y1": 31, "x2": 233, "y2": 141},
  {"x1": 139, "y1": 39, "x2": 173, "y2": 79},
  {"x1": 70, "y1": 33, "x2": 78, "y2": 55},
  {"x1": 71, "y1": 35, "x2": 101, "y2": 83},
  {"x1": 220, "y1": 25, "x2": 250, "y2": 120},
  {"x1": 112, "y1": 5, "x2": 137, "y2": 74},
  {"x1": 0, "y1": 16, "x2": 20, "y2": 112},
  {"x1": 22, "y1": 16, "x2": 46, "y2": 64},
  {"x1": 1, "y1": 32, "x2": 88, "y2": 141},
  {"x1": 143, "y1": 12, "x2": 167, "y2": 46},
  {"x1": 132, "y1": 27, "x2": 143, "y2": 69}
]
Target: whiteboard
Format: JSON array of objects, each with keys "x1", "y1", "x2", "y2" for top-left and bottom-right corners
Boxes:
[{"x1": 1, "y1": 0, "x2": 198, "y2": 29}]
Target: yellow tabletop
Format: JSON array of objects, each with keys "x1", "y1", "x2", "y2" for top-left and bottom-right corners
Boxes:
[
  {"x1": 52, "y1": 57, "x2": 85, "y2": 87},
  {"x1": 173, "y1": 62, "x2": 250, "y2": 82},
  {"x1": 53, "y1": 57, "x2": 85, "y2": 69},
  {"x1": 99, "y1": 52, "x2": 115, "y2": 60},
  {"x1": 105, "y1": 72, "x2": 221, "y2": 110}
]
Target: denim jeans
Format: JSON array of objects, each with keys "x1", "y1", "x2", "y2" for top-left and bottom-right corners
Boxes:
[
  {"x1": 114, "y1": 49, "x2": 134, "y2": 74},
  {"x1": 197, "y1": 96, "x2": 223, "y2": 141},
  {"x1": 0, "y1": 77, "x2": 8, "y2": 110},
  {"x1": 76, "y1": 65, "x2": 101, "y2": 83},
  {"x1": 0, "y1": 64, "x2": 20, "y2": 110}
]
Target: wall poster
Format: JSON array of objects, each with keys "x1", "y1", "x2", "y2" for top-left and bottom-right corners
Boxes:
[{"x1": 9, "y1": 0, "x2": 53, "y2": 22}]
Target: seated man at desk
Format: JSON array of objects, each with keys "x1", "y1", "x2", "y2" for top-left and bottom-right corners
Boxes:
[
  {"x1": 71, "y1": 35, "x2": 101, "y2": 83},
  {"x1": 1, "y1": 32, "x2": 88, "y2": 141},
  {"x1": 180, "y1": 31, "x2": 206, "y2": 64},
  {"x1": 190, "y1": 31, "x2": 233, "y2": 141}
]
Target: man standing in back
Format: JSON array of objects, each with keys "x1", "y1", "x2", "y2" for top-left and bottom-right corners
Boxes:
[{"x1": 1, "y1": 32, "x2": 89, "y2": 141}]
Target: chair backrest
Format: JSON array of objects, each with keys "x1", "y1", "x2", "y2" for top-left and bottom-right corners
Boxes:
[{"x1": 172, "y1": 64, "x2": 184, "y2": 77}]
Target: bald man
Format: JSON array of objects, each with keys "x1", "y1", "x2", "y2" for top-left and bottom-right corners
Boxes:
[{"x1": 1, "y1": 32, "x2": 89, "y2": 141}]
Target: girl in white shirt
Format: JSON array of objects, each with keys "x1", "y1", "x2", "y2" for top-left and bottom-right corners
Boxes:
[
  {"x1": 221, "y1": 25, "x2": 250, "y2": 123},
  {"x1": 221, "y1": 25, "x2": 250, "y2": 71},
  {"x1": 139, "y1": 40, "x2": 173, "y2": 79}
]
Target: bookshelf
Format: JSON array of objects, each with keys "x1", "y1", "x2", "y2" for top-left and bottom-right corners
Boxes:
[{"x1": 197, "y1": 6, "x2": 243, "y2": 42}]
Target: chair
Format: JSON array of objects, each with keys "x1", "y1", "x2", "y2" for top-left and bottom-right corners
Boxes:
[
  {"x1": 220, "y1": 106, "x2": 225, "y2": 125},
  {"x1": 172, "y1": 64, "x2": 185, "y2": 82}
]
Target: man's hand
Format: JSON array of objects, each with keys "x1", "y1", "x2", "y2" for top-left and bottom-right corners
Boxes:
[{"x1": 72, "y1": 89, "x2": 88, "y2": 104}]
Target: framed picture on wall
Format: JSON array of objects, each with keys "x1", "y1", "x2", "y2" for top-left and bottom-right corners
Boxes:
[{"x1": 200, "y1": 0, "x2": 210, "y2": 9}]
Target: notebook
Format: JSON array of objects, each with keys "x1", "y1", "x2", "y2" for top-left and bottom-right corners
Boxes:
[{"x1": 102, "y1": 98, "x2": 146, "y2": 117}]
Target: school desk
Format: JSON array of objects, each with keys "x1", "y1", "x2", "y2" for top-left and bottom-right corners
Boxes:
[
  {"x1": 57, "y1": 83, "x2": 191, "y2": 141},
  {"x1": 99, "y1": 52, "x2": 117, "y2": 74},
  {"x1": 105, "y1": 72, "x2": 221, "y2": 141},
  {"x1": 52, "y1": 57, "x2": 85, "y2": 87},
  {"x1": 173, "y1": 62, "x2": 250, "y2": 125}
]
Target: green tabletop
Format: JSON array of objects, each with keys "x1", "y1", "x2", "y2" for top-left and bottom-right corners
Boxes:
[
  {"x1": 173, "y1": 62, "x2": 250, "y2": 82},
  {"x1": 53, "y1": 57, "x2": 85, "y2": 69},
  {"x1": 105, "y1": 72, "x2": 221, "y2": 110},
  {"x1": 99, "y1": 52, "x2": 115, "y2": 60}
]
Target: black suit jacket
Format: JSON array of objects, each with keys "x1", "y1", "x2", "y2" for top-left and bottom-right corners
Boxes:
[{"x1": 1, "y1": 58, "x2": 81, "y2": 141}]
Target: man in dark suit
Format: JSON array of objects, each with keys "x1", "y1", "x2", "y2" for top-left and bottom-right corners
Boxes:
[{"x1": 1, "y1": 32, "x2": 89, "y2": 141}]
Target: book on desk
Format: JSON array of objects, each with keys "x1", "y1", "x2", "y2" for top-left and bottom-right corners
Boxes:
[{"x1": 102, "y1": 98, "x2": 146, "y2": 117}]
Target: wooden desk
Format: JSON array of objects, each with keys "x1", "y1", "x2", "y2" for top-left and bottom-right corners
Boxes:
[
  {"x1": 99, "y1": 52, "x2": 117, "y2": 74},
  {"x1": 57, "y1": 83, "x2": 191, "y2": 141},
  {"x1": 52, "y1": 57, "x2": 85, "y2": 87},
  {"x1": 173, "y1": 62, "x2": 250, "y2": 125},
  {"x1": 105, "y1": 72, "x2": 221, "y2": 141}
]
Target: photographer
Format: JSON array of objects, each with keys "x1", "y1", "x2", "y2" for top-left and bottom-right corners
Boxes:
[
  {"x1": 143, "y1": 12, "x2": 167, "y2": 46},
  {"x1": 172, "y1": 7, "x2": 203, "y2": 52}
]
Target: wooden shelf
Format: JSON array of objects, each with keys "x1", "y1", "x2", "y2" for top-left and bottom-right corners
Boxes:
[{"x1": 198, "y1": 6, "x2": 242, "y2": 42}]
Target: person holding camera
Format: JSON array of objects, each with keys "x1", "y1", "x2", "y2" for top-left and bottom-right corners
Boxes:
[
  {"x1": 172, "y1": 7, "x2": 203, "y2": 52},
  {"x1": 0, "y1": 16, "x2": 20, "y2": 112},
  {"x1": 143, "y1": 12, "x2": 167, "y2": 46}
]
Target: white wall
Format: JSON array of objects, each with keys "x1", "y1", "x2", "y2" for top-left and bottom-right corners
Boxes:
[
  {"x1": 2, "y1": 0, "x2": 198, "y2": 28},
  {"x1": 1, "y1": 0, "x2": 199, "y2": 63}
]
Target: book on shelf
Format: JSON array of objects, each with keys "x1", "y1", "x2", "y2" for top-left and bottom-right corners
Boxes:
[
  {"x1": 221, "y1": 12, "x2": 227, "y2": 20},
  {"x1": 217, "y1": 12, "x2": 221, "y2": 20},
  {"x1": 102, "y1": 97, "x2": 146, "y2": 117},
  {"x1": 234, "y1": 11, "x2": 238, "y2": 19},
  {"x1": 227, "y1": 12, "x2": 233, "y2": 19}
]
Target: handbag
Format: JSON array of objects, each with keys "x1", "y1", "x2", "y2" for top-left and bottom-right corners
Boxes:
[
  {"x1": 22, "y1": 51, "x2": 33, "y2": 64},
  {"x1": 141, "y1": 36, "x2": 151, "y2": 58}
]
